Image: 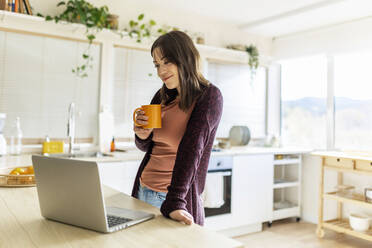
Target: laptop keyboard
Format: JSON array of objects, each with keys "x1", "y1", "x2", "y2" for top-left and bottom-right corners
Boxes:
[{"x1": 107, "y1": 215, "x2": 132, "y2": 228}]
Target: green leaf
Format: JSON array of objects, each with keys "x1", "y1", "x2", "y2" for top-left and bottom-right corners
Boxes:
[
  {"x1": 129, "y1": 20, "x2": 135, "y2": 27},
  {"x1": 45, "y1": 15, "x2": 53, "y2": 21},
  {"x1": 138, "y1": 14, "x2": 144, "y2": 20},
  {"x1": 83, "y1": 54, "x2": 89, "y2": 59},
  {"x1": 87, "y1": 34, "x2": 95, "y2": 41},
  {"x1": 140, "y1": 24, "x2": 145, "y2": 30},
  {"x1": 57, "y1": 1, "x2": 66, "y2": 7},
  {"x1": 149, "y1": 20, "x2": 156, "y2": 26}
]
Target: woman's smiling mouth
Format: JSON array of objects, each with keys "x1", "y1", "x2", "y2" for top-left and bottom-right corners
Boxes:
[{"x1": 163, "y1": 75, "x2": 173, "y2": 81}]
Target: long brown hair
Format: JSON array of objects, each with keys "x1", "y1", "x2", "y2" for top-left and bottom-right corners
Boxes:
[{"x1": 151, "y1": 31, "x2": 210, "y2": 111}]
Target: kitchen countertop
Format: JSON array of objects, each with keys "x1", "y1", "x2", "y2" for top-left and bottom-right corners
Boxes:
[
  {"x1": 0, "y1": 185, "x2": 243, "y2": 248},
  {"x1": 0, "y1": 146, "x2": 310, "y2": 169},
  {"x1": 210, "y1": 146, "x2": 310, "y2": 156}
]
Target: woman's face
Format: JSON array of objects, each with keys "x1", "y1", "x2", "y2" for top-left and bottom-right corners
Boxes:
[{"x1": 153, "y1": 48, "x2": 180, "y2": 92}]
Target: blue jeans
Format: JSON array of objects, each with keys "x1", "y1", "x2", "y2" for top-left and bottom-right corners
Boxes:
[{"x1": 138, "y1": 185, "x2": 167, "y2": 208}]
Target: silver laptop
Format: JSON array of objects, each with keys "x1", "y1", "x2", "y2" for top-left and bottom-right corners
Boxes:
[{"x1": 32, "y1": 155, "x2": 154, "y2": 233}]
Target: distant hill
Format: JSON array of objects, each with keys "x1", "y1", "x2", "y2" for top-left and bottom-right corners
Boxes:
[{"x1": 282, "y1": 97, "x2": 372, "y2": 116}]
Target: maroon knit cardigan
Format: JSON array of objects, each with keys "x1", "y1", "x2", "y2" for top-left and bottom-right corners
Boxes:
[{"x1": 131, "y1": 84, "x2": 223, "y2": 225}]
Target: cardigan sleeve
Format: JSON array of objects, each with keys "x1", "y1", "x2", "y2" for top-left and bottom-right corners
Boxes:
[
  {"x1": 134, "y1": 90, "x2": 161, "y2": 152},
  {"x1": 160, "y1": 85, "x2": 223, "y2": 216}
]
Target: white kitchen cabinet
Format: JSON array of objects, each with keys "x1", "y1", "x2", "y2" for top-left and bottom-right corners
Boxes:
[
  {"x1": 231, "y1": 154, "x2": 273, "y2": 226},
  {"x1": 98, "y1": 161, "x2": 141, "y2": 195},
  {"x1": 270, "y1": 153, "x2": 302, "y2": 225}
]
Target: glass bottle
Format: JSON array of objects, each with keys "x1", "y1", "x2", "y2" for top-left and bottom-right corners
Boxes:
[
  {"x1": 10, "y1": 117, "x2": 23, "y2": 155},
  {"x1": 110, "y1": 137, "x2": 115, "y2": 152}
]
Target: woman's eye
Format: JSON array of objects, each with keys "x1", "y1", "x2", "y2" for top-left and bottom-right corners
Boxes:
[{"x1": 154, "y1": 64, "x2": 159, "y2": 68}]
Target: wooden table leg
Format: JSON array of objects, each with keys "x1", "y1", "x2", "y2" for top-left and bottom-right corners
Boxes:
[
  {"x1": 317, "y1": 157, "x2": 325, "y2": 238},
  {"x1": 337, "y1": 172, "x2": 343, "y2": 220}
]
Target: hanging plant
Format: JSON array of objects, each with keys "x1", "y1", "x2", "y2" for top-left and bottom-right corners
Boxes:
[
  {"x1": 245, "y1": 45, "x2": 259, "y2": 72},
  {"x1": 226, "y1": 44, "x2": 260, "y2": 73},
  {"x1": 38, "y1": 0, "x2": 113, "y2": 78}
]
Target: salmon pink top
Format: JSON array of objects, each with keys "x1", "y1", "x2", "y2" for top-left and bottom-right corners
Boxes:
[{"x1": 140, "y1": 97, "x2": 194, "y2": 192}]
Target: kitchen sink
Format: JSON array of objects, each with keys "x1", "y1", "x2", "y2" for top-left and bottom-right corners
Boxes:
[{"x1": 48, "y1": 151, "x2": 113, "y2": 158}]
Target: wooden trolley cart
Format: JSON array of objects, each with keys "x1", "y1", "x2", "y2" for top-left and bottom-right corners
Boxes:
[{"x1": 313, "y1": 151, "x2": 372, "y2": 242}]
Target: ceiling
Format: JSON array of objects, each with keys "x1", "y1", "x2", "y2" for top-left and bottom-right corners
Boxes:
[{"x1": 147, "y1": 0, "x2": 372, "y2": 38}]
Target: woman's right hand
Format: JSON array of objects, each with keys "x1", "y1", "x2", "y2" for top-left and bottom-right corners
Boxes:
[{"x1": 133, "y1": 110, "x2": 153, "y2": 140}]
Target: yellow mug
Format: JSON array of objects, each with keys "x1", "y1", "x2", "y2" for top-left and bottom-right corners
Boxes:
[{"x1": 133, "y1": 104, "x2": 162, "y2": 129}]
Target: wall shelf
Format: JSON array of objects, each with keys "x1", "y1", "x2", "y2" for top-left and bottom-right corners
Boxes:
[{"x1": 0, "y1": 10, "x2": 251, "y2": 65}]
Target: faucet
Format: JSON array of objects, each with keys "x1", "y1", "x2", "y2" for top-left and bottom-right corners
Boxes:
[{"x1": 67, "y1": 102, "x2": 75, "y2": 154}]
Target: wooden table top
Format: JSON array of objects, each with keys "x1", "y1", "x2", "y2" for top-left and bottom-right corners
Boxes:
[
  {"x1": 0, "y1": 186, "x2": 243, "y2": 248},
  {"x1": 311, "y1": 151, "x2": 372, "y2": 161}
]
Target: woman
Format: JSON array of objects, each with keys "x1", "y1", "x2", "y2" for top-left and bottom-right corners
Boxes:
[{"x1": 132, "y1": 31, "x2": 223, "y2": 226}]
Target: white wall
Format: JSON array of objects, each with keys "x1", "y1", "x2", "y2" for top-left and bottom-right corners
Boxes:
[
  {"x1": 31, "y1": 0, "x2": 272, "y2": 55},
  {"x1": 272, "y1": 16, "x2": 372, "y2": 59}
]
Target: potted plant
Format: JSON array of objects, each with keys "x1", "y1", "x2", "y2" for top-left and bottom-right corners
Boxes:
[{"x1": 123, "y1": 14, "x2": 180, "y2": 43}]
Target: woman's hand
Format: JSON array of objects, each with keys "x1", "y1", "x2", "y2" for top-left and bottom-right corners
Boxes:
[
  {"x1": 133, "y1": 110, "x2": 153, "y2": 140},
  {"x1": 169, "y1": 210, "x2": 194, "y2": 225}
]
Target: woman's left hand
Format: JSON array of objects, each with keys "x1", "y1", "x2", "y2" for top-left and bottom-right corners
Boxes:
[{"x1": 169, "y1": 209, "x2": 194, "y2": 225}]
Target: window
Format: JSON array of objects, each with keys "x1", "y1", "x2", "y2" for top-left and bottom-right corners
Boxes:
[
  {"x1": 334, "y1": 52, "x2": 372, "y2": 150},
  {"x1": 280, "y1": 55, "x2": 327, "y2": 149},
  {"x1": 207, "y1": 62, "x2": 267, "y2": 138}
]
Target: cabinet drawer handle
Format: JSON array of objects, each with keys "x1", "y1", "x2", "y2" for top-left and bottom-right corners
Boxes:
[
  {"x1": 337, "y1": 158, "x2": 340, "y2": 162},
  {"x1": 370, "y1": 162, "x2": 372, "y2": 167}
]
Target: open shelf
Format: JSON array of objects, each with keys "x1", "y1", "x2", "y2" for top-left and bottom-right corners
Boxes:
[
  {"x1": 316, "y1": 152, "x2": 372, "y2": 242},
  {"x1": 273, "y1": 159, "x2": 300, "y2": 165},
  {"x1": 273, "y1": 201, "x2": 300, "y2": 221},
  {"x1": 324, "y1": 192, "x2": 372, "y2": 209},
  {"x1": 270, "y1": 153, "x2": 302, "y2": 223},
  {"x1": 273, "y1": 180, "x2": 299, "y2": 189},
  {"x1": 323, "y1": 219, "x2": 372, "y2": 242},
  {"x1": 0, "y1": 10, "x2": 252, "y2": 65}
]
